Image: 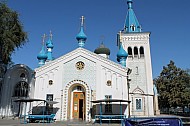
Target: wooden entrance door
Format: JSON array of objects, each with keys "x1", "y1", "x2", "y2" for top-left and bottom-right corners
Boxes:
[{"x1": 73, "y1": 92, "x2": 85, "y2": 119}]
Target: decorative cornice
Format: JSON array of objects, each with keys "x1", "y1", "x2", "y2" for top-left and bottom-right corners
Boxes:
[
  {"x1": 35, "y1": 47, "x2": 128, "y2": 73},
  {"x1": 121, "y1": 33, "x2": 150, "y2": 42},
  {"x1": 122, "y1": 32, "x2": 150, "y2": 36}
]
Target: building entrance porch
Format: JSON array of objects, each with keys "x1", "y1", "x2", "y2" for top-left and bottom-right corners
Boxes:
[
  {"x1": 73, "y1": 92, "x2": 85, "y2": 120},
  {"x1": 67, "y1": 84, "x2": 86, "y2": 121}
]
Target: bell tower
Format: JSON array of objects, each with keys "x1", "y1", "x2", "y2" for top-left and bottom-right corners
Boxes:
[{"x1": 118, "y1": 0, "x2": 159, "y2": 116}]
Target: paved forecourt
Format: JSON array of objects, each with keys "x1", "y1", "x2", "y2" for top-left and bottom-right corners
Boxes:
[{"x1": 0, "y1": 118, "x2": 121, "y2": 126}]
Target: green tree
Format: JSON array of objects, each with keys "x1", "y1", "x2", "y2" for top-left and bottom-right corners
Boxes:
[
  {"x1": 0, "y1": 2, "x2": 28, "y2": 65},
  {"x1": 154, "y1": 60, "x2": 190, "y2": 109}
]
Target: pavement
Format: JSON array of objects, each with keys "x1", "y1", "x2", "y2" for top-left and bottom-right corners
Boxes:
[
  {"x1": 0, "y1": 118, "x2": 122, "y2": 126},
  {"x1": 1, "y1": 115, "x2": 190, "y2": 126}
]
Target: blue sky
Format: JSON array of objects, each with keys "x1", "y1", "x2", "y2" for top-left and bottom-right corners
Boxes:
[{"x1": 6, "y1": 0, "x2": 190, "y2": 78}]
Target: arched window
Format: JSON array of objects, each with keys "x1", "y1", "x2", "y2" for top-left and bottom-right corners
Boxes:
[
  {"x1": 134, "y1": 47, "x2": 138, "y2": 57},
  {"x1": 140, "y1": 46, "x2": 144, "y2": 58},
  {"x1": 136, "y1": 98, "x2": 142, "y2": 110},
  {"x1": 128, "y1": 47, "x2": 132, "y2": 56},
  {"x1": 130, "y1": 25, "x2": 135, "y2": 31},
  {"x1": 13, "y1": 81, "x2": 29, "y2": 97}
]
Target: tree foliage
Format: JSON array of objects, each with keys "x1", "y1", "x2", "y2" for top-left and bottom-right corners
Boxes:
[
  {"x1": 154, "y1": 60, "x2": 190, "y2": 109},
  {"x1": 0, "y1": 2, "x2": 28, "y2": 64}
]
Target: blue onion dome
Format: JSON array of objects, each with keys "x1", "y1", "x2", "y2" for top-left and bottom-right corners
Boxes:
[
  {"x1": 76, "y1": 26, "x2": 87, "y2": 41},
  {"x1": 46, "y1": 39, "x2": 54, "y2": 48},
  {"x1": 37, "y1": 46, "x2": 47, "y2": 60},
  {"x1": 117, "y1": 44, "x2": 128, "y2": 58},
  {"x1": 94, "y1": 43, "x2": 110, "y2": 55}
]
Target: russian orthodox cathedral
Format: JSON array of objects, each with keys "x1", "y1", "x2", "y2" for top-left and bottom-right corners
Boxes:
[{"x1": 0, "y1": 0, "x2": 159, "y2": 121}]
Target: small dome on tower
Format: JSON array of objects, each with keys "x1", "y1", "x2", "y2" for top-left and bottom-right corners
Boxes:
[
  {"x1": 37, "y1": 46, "x2": 47, "y2": 60},
  {"x1": 46, "y1": 39, "x2": 54, "y2": 48},
  {"x1": 94, "y1": 43, "x2": 110, "y2": 55},
  {"x1": 117, "y1": 44, "x2": 128, "y2": 58}
]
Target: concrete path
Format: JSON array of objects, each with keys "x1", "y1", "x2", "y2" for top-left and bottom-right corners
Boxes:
[
  {"x1": 0, "y1": 118, "x2": 122, "y2": 126},
  {"x1": 1, "y1": 115, "x2": 190, "y2": 126}
]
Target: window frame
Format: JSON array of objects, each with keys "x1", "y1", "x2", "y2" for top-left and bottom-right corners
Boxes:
[
  {"x1": 135, "y1": 98, "x2": 142, "y2": 111},
  {"x1": 105, "y1": 95, "x2": 112, "y2": 113}
]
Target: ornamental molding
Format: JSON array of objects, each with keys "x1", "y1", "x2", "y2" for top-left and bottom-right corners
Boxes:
[
  {"x1": 121, "y1": 36, "x2": 149, "y2": 41},
  {"x1": 63, "y1": 79, "x2": 91, "y2": 121},
  {"x1": 35, "y1": 67, "x2": 59, "y2": 78},
  {"x1": 120, "y1": 32, "x2": 150, "y2": 42},
  {"x1": 123, "y1": 41, "x2": 148, "y2": 45},
  {"x1": 35, "y1": 48, "x2": 128, "y2": 73},
  {"x1": 121, "y1": 32, "x2": 150, "y2": 36},
  {"x1": 132, "y1": 86, "x2": 144, "y2": 94}
]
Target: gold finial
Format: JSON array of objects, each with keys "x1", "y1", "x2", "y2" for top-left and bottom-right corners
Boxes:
[
  {"x1": 42, "y1": 34, "x2": 46, "y2": 45},
  {"x1": 81, "y1": 16, "x2": 85, "y2": 26},
  {"x1": 49, "y1": 30, "x2": 53, "y2": 40}
]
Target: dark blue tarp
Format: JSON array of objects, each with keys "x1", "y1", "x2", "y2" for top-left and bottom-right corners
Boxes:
[{"x1": 125, "y1": 117, "x2": 183, "y2": 126}]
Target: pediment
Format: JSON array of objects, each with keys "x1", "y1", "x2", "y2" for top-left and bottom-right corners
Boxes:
[
  {"x1": 35, "y1": 47, "x2": 128, "y2": 73},
  {"x1": 132, "y1": 86, "x2": 144, "y2": 94}
]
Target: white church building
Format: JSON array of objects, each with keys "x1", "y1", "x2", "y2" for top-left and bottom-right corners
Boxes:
[{"x1": 0, "y1": 0, "x2": 159, "y2": 121}]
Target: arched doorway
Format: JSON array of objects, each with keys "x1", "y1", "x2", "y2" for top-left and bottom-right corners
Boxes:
[
  {"x1": 71, "y1": 85, "x2": 85, "y2": 120},
  {"x1": 63, "y1": 80, "x2": 91, "y2": 121}
]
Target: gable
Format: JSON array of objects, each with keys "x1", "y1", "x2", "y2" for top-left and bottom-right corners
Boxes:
[{"x1": 35, "y1": 48, "x2": 128, "y2": 76}]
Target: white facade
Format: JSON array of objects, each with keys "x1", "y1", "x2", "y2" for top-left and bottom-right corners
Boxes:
[
  {"x1": 0, "y1": 42, "x2": 157, "y2": 121},
  {"x1": 120, "y1": 32, "x2": 156, "y2": 117},
  {"x1": 33, "y1": 48, "x2": 129, "y2": 121}
]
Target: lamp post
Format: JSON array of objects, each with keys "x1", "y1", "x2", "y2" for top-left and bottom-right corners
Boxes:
[{"x1": 127, "y1": 69, "x2": 132, "y2": 118}]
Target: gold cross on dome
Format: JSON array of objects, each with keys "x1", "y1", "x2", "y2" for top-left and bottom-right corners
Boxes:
[
  {"x1": 42, "y1": 34, "x2": 46, "y2": 45},
  {"x1": 80, "y1": 16, "x2": 85, "y2": 26}
]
